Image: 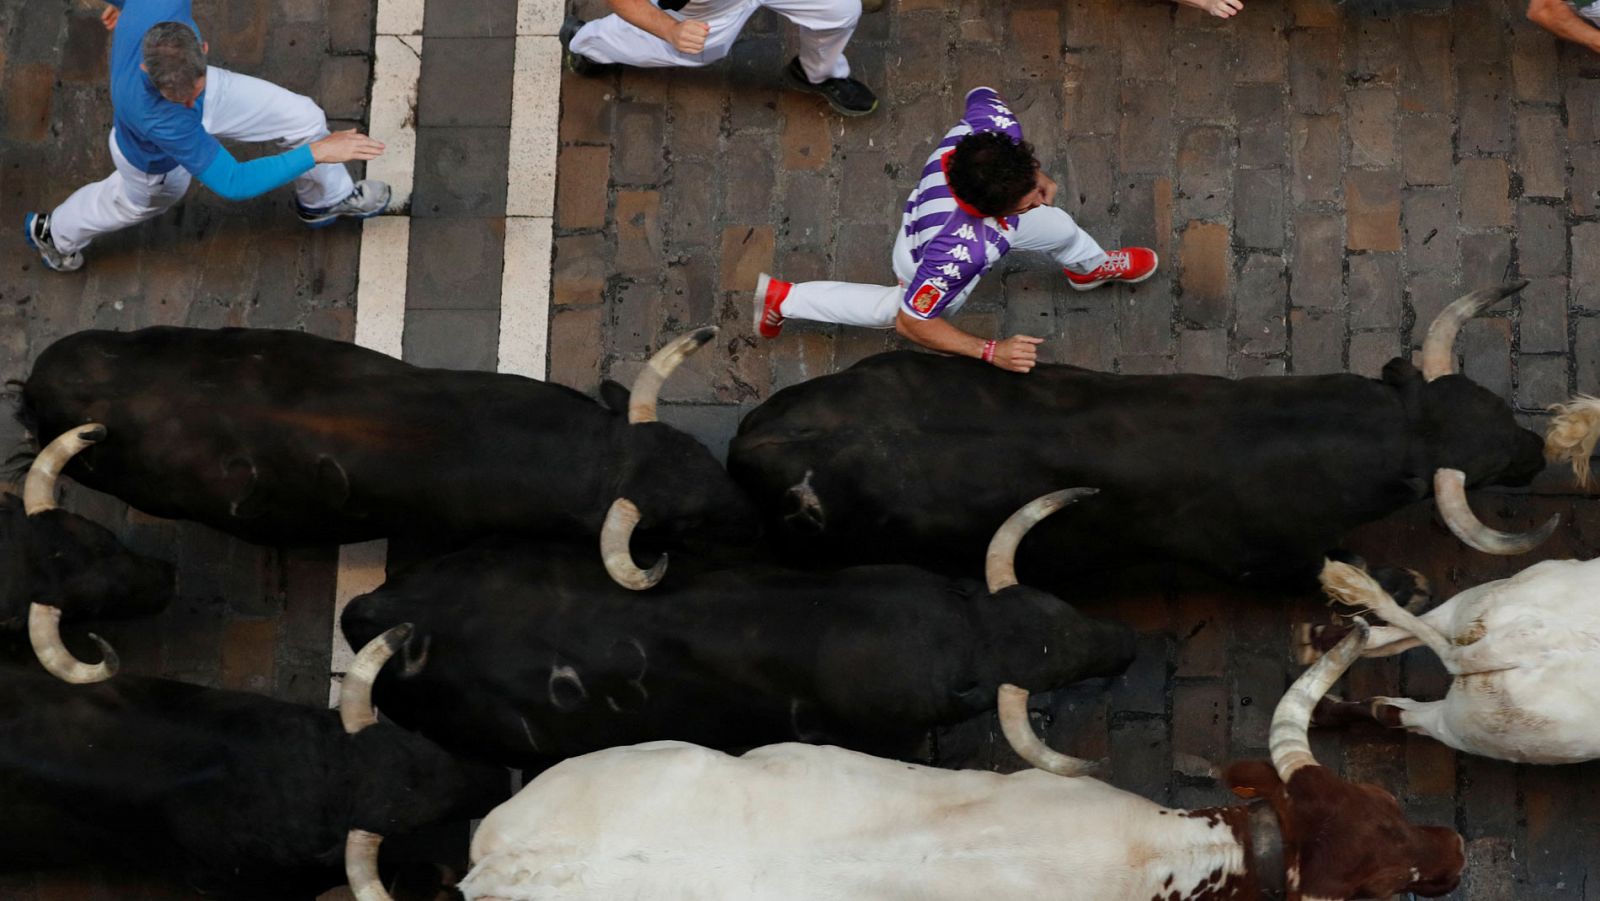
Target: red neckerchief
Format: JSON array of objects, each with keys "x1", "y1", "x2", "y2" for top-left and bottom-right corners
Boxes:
[{"x1": 940, "y1": 151, "x2": 1012, "y2": 231}]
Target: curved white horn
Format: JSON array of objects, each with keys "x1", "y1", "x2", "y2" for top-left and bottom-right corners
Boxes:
[
  {"x1": 28, "y1": 603, "x2": 118, "y2": 683},
  {"x1": 1270, "y1": 620, "x2": 1370, "y2": 781},
  {"x1": 600, "y1": 498, "x2": 667, "y2": 590},
  {"x1": 24, "y1": 424, "x2": 107, "y2": 515},
  {"x1": 345, "y1": 829, "x2": 390, "y2": 901},
  {"x1": 340, "y1": 624, "x2": 412, "y2": 735},
  {"x1": 998, "y1": 683, "x2": 1098, "y2": 777},
  {"x1": 1420, "y1": 282, "x2": 1526, "y2": 381},
  {"x1": 985, "y1": 488, "x2": 1097, "y2": 593},
  {"x1": 1545, "y1": 395, "x2": 1600, "y2": 488},
  {"x1": 1434, "y1": 469, "x2": 1558, "y2": 555},
  {"x1": 628, "y1": 327, "x2": 717, "y2": 424}
]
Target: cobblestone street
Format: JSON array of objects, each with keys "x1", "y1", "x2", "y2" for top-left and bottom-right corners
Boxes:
[{"x1": 1, "y1": 0, "x2": 1598, "y2": 895}]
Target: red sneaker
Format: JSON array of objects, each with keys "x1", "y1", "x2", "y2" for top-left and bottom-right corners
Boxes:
[
  {"x1": 1064, "y1": 248, "x2": 1159, "y2": 291},
  {"x1": 753, "y1": 272, "x2": 791, "y2": 338}
]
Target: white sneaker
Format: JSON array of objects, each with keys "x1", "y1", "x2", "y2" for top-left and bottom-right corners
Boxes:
[
  {"x1": 297, "y1": 180, "x2": 392, "y2": 229},
  {"x1": 23, "y1": 212, "x2": 84, "y2": 273}
]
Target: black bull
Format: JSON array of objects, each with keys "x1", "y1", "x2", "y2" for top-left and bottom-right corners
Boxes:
[
  {"x1": 0, "y1": 635, "x2": 505, "y2": 899},
  {"x1": 17, "y1": 326, "x2": 758, "y2": 563},
  {"x1": 728, "y1": 352, "x2": 1547, "y2": 588},
  {"x1": 340, "y1": 497, "x2": 1136, "y2": 770}
]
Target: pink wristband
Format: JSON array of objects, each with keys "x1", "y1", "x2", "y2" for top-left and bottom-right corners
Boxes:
[{"x1": 982, "y1": 340, "x2": 997, "y2": 363}]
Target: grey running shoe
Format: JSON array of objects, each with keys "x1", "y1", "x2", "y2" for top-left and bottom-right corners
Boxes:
[
  {"x1": 560, "y1": 16, "x2": 611, "y2": 77},
  {"x1": 22, "y1": 212, "x2": 84, "y2": 273},
  {"x1": 782, "y1": 57, "x2": 878, "y2": 117},
  {"x1": 297, "y1": 180, "x2": 392, "y2": 229}
]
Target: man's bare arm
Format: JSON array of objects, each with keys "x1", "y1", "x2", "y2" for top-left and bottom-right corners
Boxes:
[
  {"x1": 895, "y1": 311, "x2": 1042, "y2": 374},
  {"x1": 606, "y1": 0, "x2": 710, "y2": 53},
  {"x1": 1528, "y1": 0, "x2": 1600, "y2": 53}
]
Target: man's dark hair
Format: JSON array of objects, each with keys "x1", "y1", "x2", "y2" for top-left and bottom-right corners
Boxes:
[
  {"x1": 945, "y1": 132, "x2": 1040, "y2": 217},
  {"x1": 142, "y1": 22, "x2": 207, "y2": 101}
]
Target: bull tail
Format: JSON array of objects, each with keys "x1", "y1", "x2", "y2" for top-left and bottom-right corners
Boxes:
[{"x1": 1545, "y1": 395, "x2": 1600, "y2": 488}]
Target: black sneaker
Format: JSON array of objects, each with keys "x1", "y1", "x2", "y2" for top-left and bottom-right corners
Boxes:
[
  {"x1": 781, "y1": 57, "x2": 878, "y2": 117},
  {"x1": 560, "y1": 16, "x2": 611, "y2": 77}
]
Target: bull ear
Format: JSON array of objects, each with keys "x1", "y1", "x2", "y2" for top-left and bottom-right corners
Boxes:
[
  {"x1": 1223, "y1": 760, "x2": 1286, "y2": 801},
  {"x1": 1381, "y1": 357, "x2": 1423, "y2": 388},
  {"x1": 599, "y1": 380, "x2": 631, "y2": 415}
]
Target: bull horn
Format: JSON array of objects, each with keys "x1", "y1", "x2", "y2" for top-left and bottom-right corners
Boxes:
[
  {"x1": 600, "y1": 498, "x2": 667, "y2": 590},
  {"x1": 1434, "y1": 468, "x2": 1558, "y2": 555},
  {"x1": 340, "y1": 626, "x2": 412, "y2": 901},
  {"x1": 985, "y1": 488, "x2": 1098, "y2": 594},
  {"x1": 1545, "y1": 395, "x2": 1600, "y2": 488},
  {"x1": 28, "y1": 603, "x2": 118, "y2": 683},
  {"x1": 1270, "y1": 619, "x2": 1370, "y2": 781},
  {"x1": 23, "y1": 424, "x2": 108, "y2": 515},
  {"x1": 345, "y1": 829, "x2": 389, "y2": 901},
  {"x1": 628, "y1": 327, "x2": 717, "y2": 424},
  {"x1": 339, "y1": 623, "x2": 412, "y2": 735},
  {"x1": 1420, "y1": 281, "x2": 1526, "y2": 381},
  {"x1": 998, "y1": 684, "x2": 1097, "y2": 777}
]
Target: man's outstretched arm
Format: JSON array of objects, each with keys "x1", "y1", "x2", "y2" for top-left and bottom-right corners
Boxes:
[
  {"x1": 1528, "y1": 0, "x2": 1600, "y2": 53},
  {"x1": 895, "y1": 312, "x2": 1043, "y2": 374}
]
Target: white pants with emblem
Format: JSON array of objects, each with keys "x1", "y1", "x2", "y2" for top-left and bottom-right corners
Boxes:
[
  {"x1": 49, "y1": 66, "x2": 352, "y2": 255},
  {"x1": 779, "y1": 205, "x2": 1109, "y2": 328},
  {"x1": 571, "y1": 0, "x2": 859, "y2": 82}
]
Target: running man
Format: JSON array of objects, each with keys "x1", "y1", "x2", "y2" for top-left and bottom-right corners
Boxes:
[
  {"x1": 753, "y1": 87, "x2": 1157, "y2": 374},
  {"x1": 24, "y1": 0, "x2": 389, "y2": 273}
]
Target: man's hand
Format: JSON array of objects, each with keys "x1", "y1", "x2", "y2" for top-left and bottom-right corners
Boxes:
[
  {"x1": 990, "y1": 335, "x2": 1044, "y2": 374},
  {"x1": 101, "y1": 4, "x2": 120, "y2": 30},
  {"x1": 310, "y1": 129, "x2": 386, "y2": 164},
  {"x1": 1175, "y1": 0, "x2": 1243, "y2": 17},
  {"x1": 669, "y1": 20, "x2": 710, "y2": 54}
]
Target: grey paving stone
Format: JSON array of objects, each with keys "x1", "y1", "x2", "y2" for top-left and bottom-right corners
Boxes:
[
  {"x1": 1401, "y1": 186, "x2": 1458, "y2": 274},
  {"x1": 1461, "y1": 318, "x2": 1513, "y2": 401},
  {"x1": 1290, "y1": 211, "x2": 1344, "y2": 310},
  {"x1": 1235, "y1": 252, "x2": 1288, "y2": 355},
  {"x1": 1233, "y1": 167, "x2": 1285, "y2": 250},
  {"x1": 1176, "y1": 125, "x2": 1231, "y2": 222},
  {"x1": 1348, "y1": 251, "x2": 1403, "y2": 330},
  {"x1": 417, "y1": 37, "x2": 516, "y2": 128},
  {"x1": 1515, "y1": 201, "x2": 1567, "y2": 278},
  {"x1": 1349, "y1": 329, "x2": 1400, "y2": 378},
  {"x1": 1400, "y1": 115, "x2": 1454, "y2": 186},
  {"x1": 424, "y1": 0, "x2": 517, "y2": 37},
  {"x1": 1518, "y1": 276, "x2": 1568, "y2": 355},
  {"x1": 1571, "y1": 223, "x2": 1600, "y2": 311},
  {"x1": 403, "y1": 308, "x2": 500, "y2": 371},
  {"x1": 1517, "y1": 353, "x2": 1569, "y2": 410},
  {"x1": 1234, "y1": 83, "x2": 1287, "y2": 169},
  {"x1": 1289, "y1": 306, "x2": 1345, "y2": 374},
  {"x1": 1460, "y1": 232, "x2": 1515, "y2": 294},
  {"x1": 411, "y1": 126, "x2": 511, "y2": 217},
  {"x1": 405, "y1": 217, "x2": 507, "y2": 309}
]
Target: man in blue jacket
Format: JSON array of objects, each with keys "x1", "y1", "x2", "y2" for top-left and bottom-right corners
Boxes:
[{"x1": 24, "y1": 1, "x2": 389, "y2": 273}]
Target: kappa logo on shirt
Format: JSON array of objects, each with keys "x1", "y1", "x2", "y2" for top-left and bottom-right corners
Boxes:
[{"x1": 909, "y1": 282, "x2": 944, "y2": 315}]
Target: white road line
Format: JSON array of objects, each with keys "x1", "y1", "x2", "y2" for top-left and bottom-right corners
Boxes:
[
  {"x1": 500, "y1": 0, "x2": 562, "y2": 379},
  {"x1": 330, "y1": 1, "x2": 424, "y2": 706}
]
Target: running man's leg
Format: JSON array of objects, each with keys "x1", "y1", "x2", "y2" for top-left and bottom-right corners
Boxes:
[
  {"x1": 762, "y1": 0, "x2": 859, "y2": 80},
  {"x1": 1008, "y1": 205, "x2": 1108, "y2": 273},
  {"x1": 48, "y1": 130, "x2": 193, "y2": 255},
  {"x1": 571, "y1": 0, "x2": 756, "y2": 68},
  {"x1": 201, "y1": 67, "x2": 353, "y2": 209},
  {"x1": 782, "y1": 280, "x2": 902, "y2": 328}
]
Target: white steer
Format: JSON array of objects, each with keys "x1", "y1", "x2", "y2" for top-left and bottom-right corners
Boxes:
[
  {"x1": 356, "y1": 625, "x2": 1463, "y2": 901},
  {"x1": 1308, "y1": 557, "x2": 1600, "y2": 764}
]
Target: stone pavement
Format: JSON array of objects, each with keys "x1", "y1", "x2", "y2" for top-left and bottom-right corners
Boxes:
[
  {"x1": 553, "y1": 0, "x2": 1600, "y2": 896},
  {"x1": 2, "y1": 0, "x2": 1600, "y2": 895}
]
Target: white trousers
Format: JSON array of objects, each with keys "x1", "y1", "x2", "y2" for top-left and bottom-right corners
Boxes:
[
  {"x1": 781, "y1": 205, "x2": 1109, "y2": 328},
  {"x1": 50, "y1": 66, "x2": 352, "y2": 254},
  {"x1": 571, "y1": 0, "x2": 859, "y2": 82}
]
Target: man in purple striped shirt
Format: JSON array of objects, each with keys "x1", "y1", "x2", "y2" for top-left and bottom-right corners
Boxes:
[{"x1": 753, "y1": 86, "x2": 1156, "y2": 374}]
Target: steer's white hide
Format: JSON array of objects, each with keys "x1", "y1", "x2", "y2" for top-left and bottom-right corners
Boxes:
[
  {"x1": 458, "y1": 741, "x2": 1247, "y2": 901},
  {"x1": 1389, "y1": 558, "x2": 1600, "y2": 763}
]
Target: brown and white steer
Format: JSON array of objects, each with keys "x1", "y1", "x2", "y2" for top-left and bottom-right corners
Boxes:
[
  {"x1": 354, "y1": 624, "x2": 1462, "y2": 901},
  {"x1": 1306, "y1": 558, "x2": 1600, "y2": 764}
]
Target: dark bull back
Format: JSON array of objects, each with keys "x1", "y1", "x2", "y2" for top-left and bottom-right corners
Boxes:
[
  {"x1": 729, "y1": 284, "x2": 1563, "y2": 588},
  {"x1": 340, "y1": 492, "x2": 1136, "y2": 770},
  {"x1": 18, "y1": 325, "x2": 758, "y2": 575}
]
